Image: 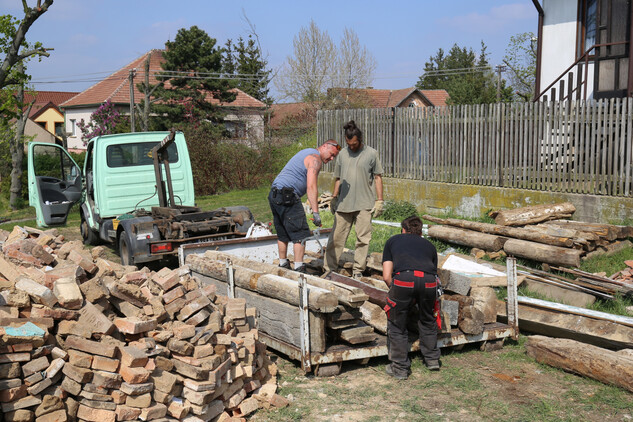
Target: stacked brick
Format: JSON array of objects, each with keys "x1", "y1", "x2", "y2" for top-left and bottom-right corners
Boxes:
[{"x1": 0, "y1": 226, "x2": 287, "y2": 421}]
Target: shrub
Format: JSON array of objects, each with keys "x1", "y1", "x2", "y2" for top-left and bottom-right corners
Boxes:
[{"x1": 381, "y1": 200, "x2": 418, "y2": 222}]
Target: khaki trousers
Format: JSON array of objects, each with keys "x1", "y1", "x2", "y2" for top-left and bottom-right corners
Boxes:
[{"x1": 324, "y1": 210, "x2": 372, "y2": 274}]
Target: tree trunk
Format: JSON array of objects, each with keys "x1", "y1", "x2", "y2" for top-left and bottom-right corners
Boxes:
[
  {"x1": 525, "y1": 335, "x2": 633, "y2": 393},
  {"x1": 541, "y1": 220, "x2": 619, "y2": 241},
  {"x1": 195, "y1": 250, "x2": 368, "y2": 307},
  {"x1": 503, "y1": 238, "x2": 582, "y2": 267},
  {"x1": 187, "y1": 255, "x2": 338, "y2": 313},
  {"x1": 359, "y1": 301, "x2": 387, "y2": 334},
  {"x1": 492, "y1": 202, "x2": 576, "y2": 226},
  {"x1": 428, "y1": 225, "x2": 507, "y2": 252},
  {"x1": 9, "y1": 62, "x2": 34, "y2": 210},
  {"x1": 423, "y1": 214, "x2": 573, "y2": 248}
]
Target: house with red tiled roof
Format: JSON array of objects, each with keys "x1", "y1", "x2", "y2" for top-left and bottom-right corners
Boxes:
[
  {"x1": 22, "y1": 91, "x2": 79, "y2": 145},
  {"x1": 61, "y1": 49, "x2": 267, "y2": 150},
  {"x1": 327, "y1": 87, "x2": 449, "y2": 109}
]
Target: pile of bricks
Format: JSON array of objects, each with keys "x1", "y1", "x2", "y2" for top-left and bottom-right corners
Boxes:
[{"x1": 0, "y1": 226, "x2": 287, "y2": 421}]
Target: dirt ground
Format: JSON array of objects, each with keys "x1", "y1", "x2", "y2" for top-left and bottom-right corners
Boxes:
[
  {"x1": 253, "y1": 340, "x2": 633, "y2": 422},
  {"x1": 52, "y1": 225, "x2": 633, "y2": 422}
]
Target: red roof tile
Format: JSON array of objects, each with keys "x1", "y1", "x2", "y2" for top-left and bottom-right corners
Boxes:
[
  {"x1": 269, "y1": 102, "x2": 315, "y2": 129},
  {"x1": 328, "y1": 87, "x2": 449, "y2": 108},
  {"x1": 61, "y1": 50, "x2": 265, "y2": 109}
]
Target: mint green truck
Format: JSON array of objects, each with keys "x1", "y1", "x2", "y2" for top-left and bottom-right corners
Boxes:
[{"x1": 28, "y1": 130, "x2": 254, "y2": 265}]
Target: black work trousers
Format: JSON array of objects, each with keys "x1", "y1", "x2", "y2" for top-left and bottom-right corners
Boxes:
[{"x1": 384, "y1": 270, "x2": 440, "y2": 376}]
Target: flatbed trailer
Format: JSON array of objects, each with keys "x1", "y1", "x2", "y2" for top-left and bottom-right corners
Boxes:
[{"x1": 181, "y1": 236, "x2": 520, "y2": 375}]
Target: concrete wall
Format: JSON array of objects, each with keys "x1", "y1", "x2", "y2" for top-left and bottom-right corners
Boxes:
[{"x1": 318, "y1": 172, "x2": 633, "y2": 224}]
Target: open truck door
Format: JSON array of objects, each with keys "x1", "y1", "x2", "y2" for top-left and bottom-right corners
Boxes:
[{"x1": 28, "y1": 142, "x2": 82, "y2": 227}]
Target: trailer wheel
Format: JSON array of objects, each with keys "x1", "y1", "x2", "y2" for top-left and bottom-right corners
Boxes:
[
  {"x1": 80, "y1": 214, "x2": 99, "y2": 246},
  {"x1": 119, "y1": 231, "x2": 134, "y2": 266}
]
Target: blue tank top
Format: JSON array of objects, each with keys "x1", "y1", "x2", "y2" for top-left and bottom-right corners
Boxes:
[{"x1": 272, "y1": 148, "x2": 319, "y2": 197}]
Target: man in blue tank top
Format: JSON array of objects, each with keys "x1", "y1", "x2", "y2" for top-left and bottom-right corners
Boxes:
[{"x1": 269, "y1": 140, "x2": 341, "y2": 273}]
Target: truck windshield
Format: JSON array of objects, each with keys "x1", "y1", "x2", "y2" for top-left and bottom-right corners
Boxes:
[{"x1": 106, "y1": 142, "x2": 179, "y2": 168}]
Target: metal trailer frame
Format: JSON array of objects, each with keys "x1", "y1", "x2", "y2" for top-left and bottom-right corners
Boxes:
[{"x1": 182, "y1": 239, "x2": 520, "y2": 375}]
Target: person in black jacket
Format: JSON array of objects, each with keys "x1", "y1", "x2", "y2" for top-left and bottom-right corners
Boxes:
[{"x1": 382, "y1": 216, "x2": 441, "y2": 379}]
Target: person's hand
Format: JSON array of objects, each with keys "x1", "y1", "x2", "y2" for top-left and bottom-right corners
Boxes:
[
  {"x1": 312, "y1": 211, "x2": 322, "y2": 227},
  {"x1": 371, "y1": 200, "x2": 384, "y2": 218},
  {"x1": 330, "y1": 196, "x2": 338, "y2": 213}
]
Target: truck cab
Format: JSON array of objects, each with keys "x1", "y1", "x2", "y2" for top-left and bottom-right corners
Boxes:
[{"x1": 28, "y1": 131, "x2": 254, "y2": 265}]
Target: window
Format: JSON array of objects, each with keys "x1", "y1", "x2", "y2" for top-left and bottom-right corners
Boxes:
[
  {"x1": 225, "y1": 121, "x2": 247, "y2": 139},
  {"x1": 578, "y1": 0, "x2": 598, "y2": 56},
  {"x1": 106, "y1": 142, "x2": 179, "y2": 168},
  {"x1": 55, "y1": 122, "x2": 64, "y2": 137},
  {"x1": 69, "y1": 119, "x2": 76, "y2": 136}
]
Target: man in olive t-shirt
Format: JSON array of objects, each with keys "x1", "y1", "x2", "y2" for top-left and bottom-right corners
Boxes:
[{"x1": 324, "y1": 130, "x2": 384, "y2": 277}]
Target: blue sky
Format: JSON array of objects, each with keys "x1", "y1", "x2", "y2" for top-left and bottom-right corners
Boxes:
[{"x1": 2, "y1": 0, "x2": 537, "y2": 101}]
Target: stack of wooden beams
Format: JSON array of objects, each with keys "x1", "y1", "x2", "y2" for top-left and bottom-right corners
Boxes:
[
  {"x1": 0, "y1": 225, "x2": 287, "y2": 421},
  {"x1": 187, "y1": 251, "x2": 382, "y2": 348},
  {"x1": 424, "y1": 202, "x2": 633, "y2": 268}
]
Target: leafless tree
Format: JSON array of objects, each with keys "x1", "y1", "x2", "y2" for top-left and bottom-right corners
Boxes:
[
  {"x1": 0, "y1": 0, "x2": 53, "y2": 89},
  {"x1": 336, "y1": 28, "x2": 377, "y2": 89},
  {"x1": 274, "y1": 20, "x2": 336, "y2": 103},
  {"x1": 135, "y1": 51, "x2": 163, "y2": 131},
  {"x1": 9, "y1": 62, "x2": 34, "y2": 209}
]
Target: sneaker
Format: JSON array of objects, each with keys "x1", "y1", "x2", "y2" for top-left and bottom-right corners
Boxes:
[
  {"x1": 385, "y1": 364, "x2": 408, "y2": 380},
  {"x1": 425, "y1": 360, "x2": 440, "y2": 371},
  {"x1": 279, "y1": 261, "x2": 291, "y2": 269},
  {"x1": 295, "y1": 264, "x2": 307, "y2": 274},
  {"x1": 353, "y1": 272, "x2": 363, "y2": 279}
]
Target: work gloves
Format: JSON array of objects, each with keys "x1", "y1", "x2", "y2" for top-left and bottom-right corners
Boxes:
[
  {"x1": 330, "y1": 196, "x2": 338, "y2": 213},
  {"x1": 371, "y1": 200, "x2": 384, "y2": 218},
  {"x1": 312, "y1": 211, "x2": 322, "y2": 227}
]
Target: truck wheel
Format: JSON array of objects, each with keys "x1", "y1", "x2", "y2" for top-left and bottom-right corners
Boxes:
[
  {"x1": 119, "y1": 232, "x2": 135, "y2": 266},
  {"x1": 80, "y1": 214, "x2": 99, "y2": 246}
]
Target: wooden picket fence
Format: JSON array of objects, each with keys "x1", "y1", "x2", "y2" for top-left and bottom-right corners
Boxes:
[{"x1": 317, "y1": 98, "x2": 633, "y2": 197}]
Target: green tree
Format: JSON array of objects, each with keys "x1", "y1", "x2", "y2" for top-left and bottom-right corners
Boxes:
[
  {"x1": 222, "y1": 35, "x2": 272, "y2": 105},
  {"x1": 417, "y1": 42, "x2": 513, "y2": 105},
  {"x1": 154, "y1": 26, "x2": 235, "y2": 131},
  {"x1": 503, "y1": 32, "x2": 537, "y2": 102}
]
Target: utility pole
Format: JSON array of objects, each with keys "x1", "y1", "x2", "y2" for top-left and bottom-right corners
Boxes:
[
  {"x1": 129, "y1": 68, "x2": 136, "y2": 132},
  {"x1": 496, "y1": 65, "x2": 506, "y2": 102}
]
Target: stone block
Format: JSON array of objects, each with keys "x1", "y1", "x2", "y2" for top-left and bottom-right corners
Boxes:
[
  {"x1": 15, "y1": 277, "x2": 57, "y2": 308},
  {"x1": 53, "y1": 278, "x2": 83, "y2": 310}
]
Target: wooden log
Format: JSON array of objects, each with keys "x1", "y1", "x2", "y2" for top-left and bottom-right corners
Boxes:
[
  {"x1": 187, "y1": 255, "x2": 338, "y2": 313},
  {"x1": 338, "y1": 325, "x2": 376, "y2": 344},
  {"x1": 496, "y1": 300, "x2": 633, "y2": 349},
  {"x1": 359, "y1": 301, "x2": 387, "y2": 334},
  {"x1": 541, "y1": 220, "x2": 619, "y2": 241},
  {"x1": 423, "y1": 215, "x2": 573, "y2": 248},
  {"x1": 428, "y1": 225, "x2": 507, "y2": 252},
  {"x1": 199, "y1": 251, "x2": 368, "y2": 306},
  {"x1": 503, "y1": 239, "x2": 582, "y2": 267},
  {"x1": 523, "y1": 278, "x2": 596, "y2": 307},
  {"x1": 194, "y1": 272, "x2": 327, "y2": 352},
  {"x1": 525, "y1": 335, "x2": 633, "y2": 393},
  {"x1": 582, "y1": 240, "x2": 633, "y2": 261},
  {"x1": 491, "y1": 202, "x2": 575, "y2": 226}
]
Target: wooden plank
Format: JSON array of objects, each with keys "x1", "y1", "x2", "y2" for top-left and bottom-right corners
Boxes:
[
  {"x1": 194, "y1": 272, "x2": 327, "y2": 352},
  {"x1": 518, "y1": 295, "x2": 633, "y2": 327},
  {"x1": 626, "y1": 98, "x2": 633, "y2": 196}
]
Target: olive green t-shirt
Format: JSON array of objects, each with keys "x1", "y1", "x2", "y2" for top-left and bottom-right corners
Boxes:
[{"x1": 334, "y1": 145, "x2": 384, "y2": 212}]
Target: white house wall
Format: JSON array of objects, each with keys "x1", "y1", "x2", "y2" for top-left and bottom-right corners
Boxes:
[
  {"x1": 64, "y1": 108, "x2": 97, "y2": 151},
  {"x1": 541, "y1": 0, "x2": 595, "y2": 99}
]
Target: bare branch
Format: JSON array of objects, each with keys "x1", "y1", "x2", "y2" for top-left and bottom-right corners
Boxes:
[{"x1": 0, "y1": 0, "x2": 54, "y2": 89}]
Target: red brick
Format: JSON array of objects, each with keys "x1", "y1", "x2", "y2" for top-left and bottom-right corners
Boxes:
[
  {"x1": 76, "y1": 404, "x2": 115, "y2": 422},
  {"x1": 119, "y1": 365, "x2": 150, "y2": 384},
  {"x1": 91, "y1": 355, "x2": 120, "y2": 372},
  {"x1": 115, "y1": 404, "x2": 141, "y2": 420},
  {"x1": 64, "y1": 335, "x2": 117, "y2": 358},
  {"x1": 113, "y1": 317, "x2": 157, "y2": 334}
]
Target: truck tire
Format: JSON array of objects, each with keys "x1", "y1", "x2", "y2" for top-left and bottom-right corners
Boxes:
[
  {"x1": 80, "y1": 214, "x2": 99, "y2": 246},
  {"x1": 119, "y1": 231, "x2": 135, "y2": 266}
]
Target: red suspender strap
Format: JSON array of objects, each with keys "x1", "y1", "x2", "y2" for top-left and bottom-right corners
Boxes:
[
  {"x1": 393, "y1": 279, "x2": 414, "y2": 288},
  {"x1": 425, "y1": 281, "x2": 437, "y2": 288}
]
